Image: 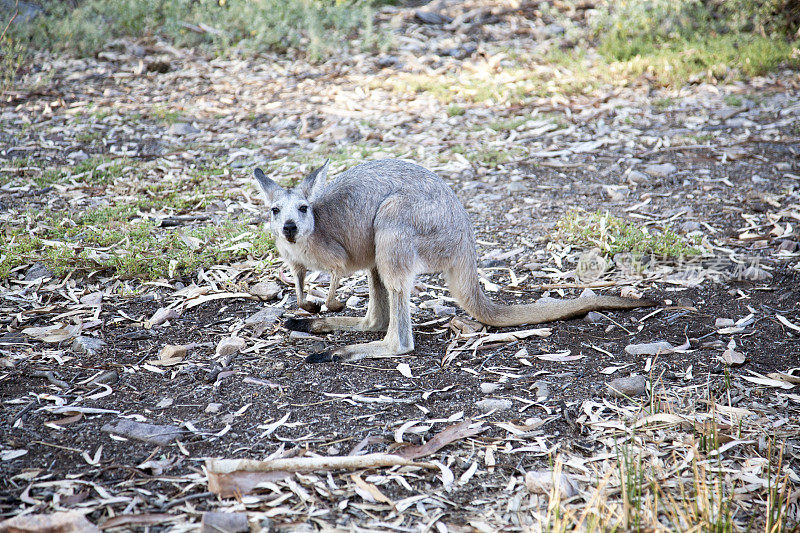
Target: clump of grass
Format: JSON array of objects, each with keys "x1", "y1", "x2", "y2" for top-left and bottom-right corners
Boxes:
[
  {"x1": 4, "y1": 0, "x2": 378, "y2": 60},
  {"x1": 594, "y1": 0, "x2": 800, "y2": 85},
  {"x1": 447, "y1": 105, "x2": 465, "y2": 117},
  {"x1": 557, "y1": 210, "x2": 702, "y2": 258}
]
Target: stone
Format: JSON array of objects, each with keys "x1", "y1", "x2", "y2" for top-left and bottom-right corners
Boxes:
[
  {"x1": 206, "y1": 403, "x2": 222, "y2": 414},
  {"x1": 432, "y1": 304, "x2": 456, "y2": 317},
  {"x1": 215, "y1": 336, "x2": 246, "y2": 358},
  {"x1": 506, "y1": 181, "x2": 527, "y2": 193},
  {"x1": 24, "y1": 262, "x2": 53, "y2": 281},
  {"x1": 476, "y1": 398, "x2": 513, "y2": 413},
  {"x1": 715, "y1": 318, "x2": 735, "y2": 328},
  {"x1": 101, "y1": 420, "x2": 182, "y2": 445},
  {"x1": 608, "y1": 375, "x2": 647, "y2": 398},
  {"x1": 71, "y1": 336, "x2": 106, "y2": 356},
  {"x1": 249, "y1": 281, "x2": 281, "y2": 300},
  {"x1": 739, "y1": 265, "x2": 771, "y2": 281},
  {"x1": 624, "y1": 341, "x2": 676, "y2": 355},
  {"x1": 245, "y1": 307, "x2": 283, "y2": 327},
  {"x1": 584, "y1": 311, "x2": 605, "y2": 323},
  {"x1": 643, "y1": 163, "x2": 677, "y2": 178},
  {"x1": 525, "y1": 471, "x2": 578, "y2": 498},
  {"x1": 679, "y1": 221, "x2": 702, "y2": 234},
  {"x1": 167, "y1": 122, "x2": 201, "y2": 135},
  {"x1": 201, "y1": 512, "x2": 249, "y2": 533},
  {"x1": 480, "y1": 382, "x2": 501, "y2": 394},
  {"x1": 531, "y1": 380, "x2": 550, "y2": 400}
]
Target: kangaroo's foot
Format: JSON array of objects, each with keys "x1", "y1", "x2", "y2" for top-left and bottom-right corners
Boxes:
[{"x1": 306, "y1": 339, "x2": 413, "y2": 363}]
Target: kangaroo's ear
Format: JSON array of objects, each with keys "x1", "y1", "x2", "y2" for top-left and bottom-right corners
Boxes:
[
  {"x1": 253, "y1": 168, "x2": 282, "y2": 204},
  {"x1": 298, "y1": 159, "x2": 329, "y2": 201}
]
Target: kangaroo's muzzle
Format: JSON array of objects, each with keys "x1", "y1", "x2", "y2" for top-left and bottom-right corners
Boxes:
[{"x1": 283, "y1": 221, "x2": 298, "y2": 242}]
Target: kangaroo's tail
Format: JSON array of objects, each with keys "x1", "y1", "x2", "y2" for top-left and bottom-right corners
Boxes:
[{"x1": 444, "y1": 258, "x2": 656, "y2": 327}]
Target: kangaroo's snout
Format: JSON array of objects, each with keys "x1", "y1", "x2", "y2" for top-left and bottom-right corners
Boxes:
[{"x1": 283, "y1": 220, "x2": 298, "y2": 242}]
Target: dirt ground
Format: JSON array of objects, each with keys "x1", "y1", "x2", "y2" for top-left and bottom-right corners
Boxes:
[{"x1": 2, "y1": 1, "x2": 800, "y2": 531}]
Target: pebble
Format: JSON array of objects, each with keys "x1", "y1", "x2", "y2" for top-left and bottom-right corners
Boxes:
[
  {"x1": 432, "y1": 304, "x2": 456, "y2": 317},
  {"x1": 71, "y1": 336, "x2": 106, "y2": 356},
  {"x1": 480, "y1": 382, "x2": 501, "y2": 394},
  {"x1": 506, "y1": 181, "x2": 527, "y2": 193},
  {"x1": 215, "y1": 336, "x2": 246, "y2": 357},
  {"x1": 531, "y1": 380, "x2": 550, "y2": 400},
  {"x1": 626, "y1": 170, "x2": 650, "y2": 185},
  {"x1": 346, "y1": 295, "x2": 362, "y2": 308},
  {"x1": 201, "y1": 512, "x2": 249, "y2": 533},
  {"x1": 778, "y1": 240, "x2": 799, "y2": 252},
  {"x1": 245, "y1": 307, "x2": 283, "y2": 326},
  {"x1": 205, "y1": 403, "x2": 222, "y2": 414},
  {"x1": 584, "y1": 311, "x2": 605, "y2": 323},
  {"x1": 608, "y1": 375, "x2": 647, "y2": 398},
  {"x1": 643, "y1": 163, "x2": 677, "y2": 178},
  {"x1": 739, "y1": 265, "x2": 771, "y2": 281},
  {"x1": 525, "y1": 471, "x2": 578, "y2": 497},
  {"x1": 476, "y1": 398, "x2": 512, "y2": 413},
  {"x1": 249, "y1": 281, "x2": 281, "y2": 300},
  {"x1": 715, "y1": 318, "x2": 735, "y2": 328},
  {"x1": 167, "y1": 122, "x2": 201, "y2": 135},
  {"x1": 625, "y1": 341, "x2": 675, "y2": 355},
  {"x1": 101, "y1": 420, "x2": 182, "y2": 446},
  {"x1": 24, "y1": 262, "x2": 53, "y2": 281},
  {"x1": 679, "y1": 221, "x2": 702, "y2": 233}
]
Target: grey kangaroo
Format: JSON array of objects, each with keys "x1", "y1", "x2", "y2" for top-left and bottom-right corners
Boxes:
[{"x1": 253, "y1": 159, "x2": 655, "y2": 363}]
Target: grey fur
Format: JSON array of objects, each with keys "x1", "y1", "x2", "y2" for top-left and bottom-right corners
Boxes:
[{"x1": 253, "y1": 159, "x2": 655, "y2": 362}]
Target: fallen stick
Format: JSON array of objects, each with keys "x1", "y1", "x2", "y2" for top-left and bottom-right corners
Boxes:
[{"x1": 206, "y1": 453, "x2": 432, "y2": 474}]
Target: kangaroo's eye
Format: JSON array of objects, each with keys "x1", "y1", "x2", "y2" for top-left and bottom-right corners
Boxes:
[
  {"x1": 298, "y1": 205, "x2": 308, "y2": 214},
  {"x1": 271, "y1": 207, "x2": 280, "y2": 215}
]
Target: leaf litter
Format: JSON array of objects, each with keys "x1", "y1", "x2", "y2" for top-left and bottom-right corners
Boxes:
[{"x1": 1, "y1": 0, "x2": 800, "y2": 530}]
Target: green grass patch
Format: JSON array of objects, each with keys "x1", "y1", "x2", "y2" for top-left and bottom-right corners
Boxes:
[
  {"x1": 0, "y1": 159, "x2": 275, "y2": 280},
  {"x1": 446, "y1": 105, "x2": 465, "y2": 117},
  {"x1": 557, "y1": 210, "x2": 702, "y2": 258},
  {"x1": 595, "y1": 0, "x2": 800, "y2": 85},
  {"x1": 4, "y1": 0, "x2": 379, "y2": 60}
]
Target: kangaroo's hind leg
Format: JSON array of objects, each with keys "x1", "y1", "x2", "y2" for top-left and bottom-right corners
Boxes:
[
  {"x1": 284, "y1": 267, "x2": 390, "y2": 334},
  {"x1": 305, "y1": 229, "x2": 415, "y2": 363},
  {"x1": 325, "y1": 272, "x2": 345, "y2": 312}
]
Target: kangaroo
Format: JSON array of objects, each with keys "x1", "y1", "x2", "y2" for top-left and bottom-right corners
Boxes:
[{"x1": 253, "y1": 159, "x2": 655, "y2": 363}]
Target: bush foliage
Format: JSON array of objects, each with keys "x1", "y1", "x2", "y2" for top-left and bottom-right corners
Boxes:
[{"x1": 1, "y1": 0, "x2": 376, "y2": 59}]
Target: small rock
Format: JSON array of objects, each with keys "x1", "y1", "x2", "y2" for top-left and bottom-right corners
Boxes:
[
  {"x1": 531, "y1": 380, "x2": 550, "y2": 400},
  {"x1": 167, "y1": 122, "x2": 201, "y2": 135},
  {"x1": 507, "y1": 181, "x2": 527, "y2": 193},
  {"x1": 775, "y1": 162, "x2": 792, "y2": 171},
  {"x1": 602, "y1": 184, "x2": 628, "y2": 202},
  {"x1": 155, "y1": 397, "x2": 174, "y2": 409},
  {"x1": 377, "y1": 55, "x2": 400, "y2": 68},
  {"x1": 245, "y1": 307, "x2": 283, "y2": 327},
  {"x1": 608, "y1": 375, "x2": 647, "y2": 398},
  {"x1": 480, "y1": 383, "x2": 501, "y2": 394},
  {"x1": 643, "y1": 163, "x2": 677, "y2": 178},
  {"x1": 206, "y1": 403, "x2": 222, "y2": 414},
  {"x1": 414, "y1": 10, "x2": 452, "y2": 24},
  {"x1": 679, "y1": 221, "x2": 702, "y2": 234},
  {"x1": 71, "y1": 336, "x2": 106, "y2": 356},
  {"x1": 92, "y1": 371, "x2": 118, "y2": 385},
  {"x1": 778, "y1": 240, "x2": 798, "y2": 252},
  {"x1": 715, "y1": 318, "x2": 735, "y2": 328},
  {"x1": 739, "y1": 265, "x2": 771, "y2": 281},
  {"x1": 24, "y1": 262, "x2": 53, "y2": 281},
  {"x1": 525, "y1": 471, "x2": 578, "y2": 498},
  {"x1": 101, "y1": 420, "x2": 182, "y2": 445},
  {"x1": 215, "y1": 336, "x2": 246, "y2": 358},
  {"x1": 584, "y1": 311, "x2": 605, "y2": 323},
  {"x1": 432, "y1": 304, "x2": 456, "y2": 317},
  {"x1": 626, "y1": 170, "x2": 650, "y2": 185},
  {"x1": 715, "y1": 106, "x2": 742, "y2": 120},
  {"x1": 201, "y1": 512, "x2": 249, "y2": 533},
  {"x1": 67, "y1": 150, "x2": 89, "y2": 161},
  {"x1": 476, "y1": 398, "x2": 512, "y2": 413},
  {"x1": 625, "y1": 341, "x2": 676, "y2": 355},
  {"x1": 346, "y1": 295, "x2": 362, "y2": 308},
  {"x1": 249, "y1": 281, "x2": 281, "y2": 300},
  {"x1": 544, "y1": 23, "x2": 565, "y2": 36}
]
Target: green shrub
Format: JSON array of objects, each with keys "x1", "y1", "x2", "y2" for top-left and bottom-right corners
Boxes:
[{"x1": 3, "y1": 0, "x2": 377, "y2": 59}]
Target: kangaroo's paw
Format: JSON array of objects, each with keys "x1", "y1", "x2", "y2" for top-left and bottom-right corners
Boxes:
[
  {"x1": 284, "y1": 317, "x2": 314, "y2": 332},
  {"x1": 326, "y1": 300, "x2": 345, "y2": 312},
  {"x1": 299, "y1": 300, "x2": 322, "y2": 314},
  {"x1": 305, "y1": 351, "x2": 339, "y2": 364}
]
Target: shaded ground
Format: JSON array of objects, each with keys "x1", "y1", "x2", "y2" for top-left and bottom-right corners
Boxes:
[{"x1": 1, "y1": 1, "x2": 800, "y2": 531}]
